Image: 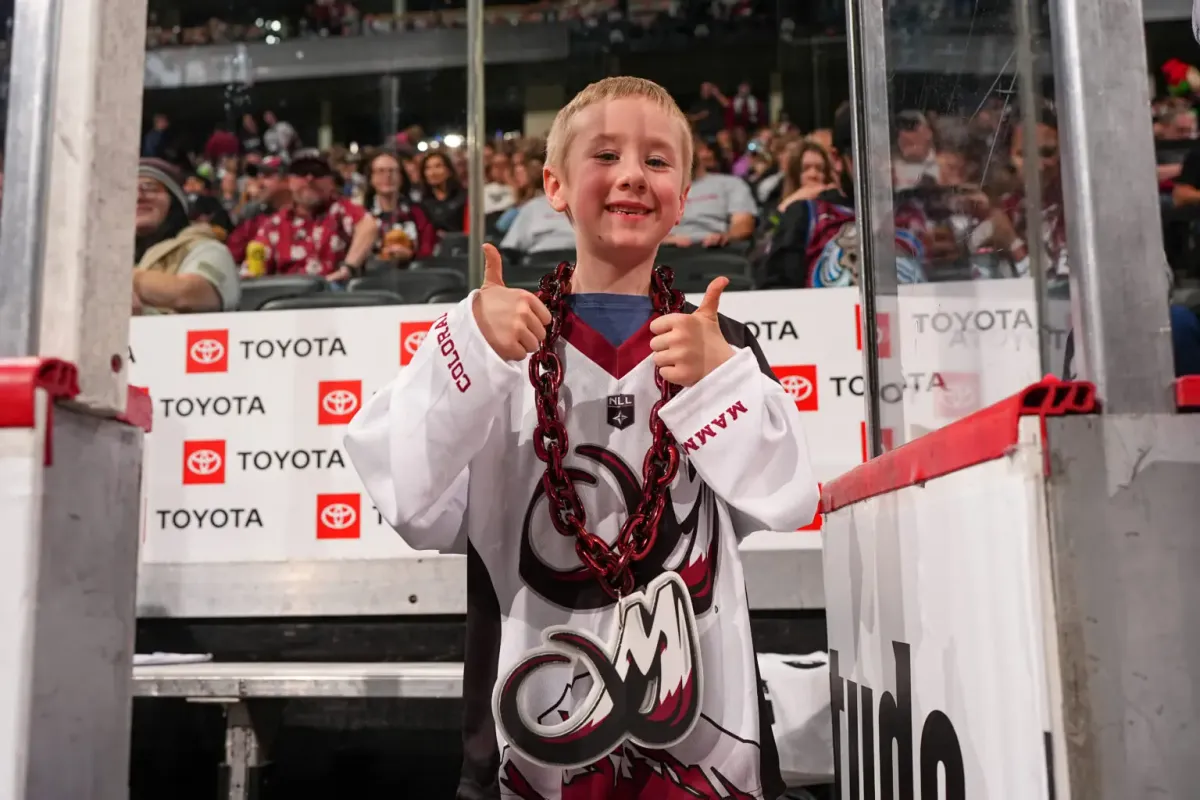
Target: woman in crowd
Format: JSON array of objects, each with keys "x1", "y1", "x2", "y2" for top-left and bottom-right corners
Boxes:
[
  {"x1": 482, "y1": 148, "x2": 516, "y2": 215},
  {"x1": 418, "y1": 151, "x2": 467, "y2": 234},
  {"x1": 364, "y1": 150, "x2": 436, "y2": 265},
  {"x1": 133, "y1": 158, "x2": 240, "y2": 314},
  {"x1": 775, "y1": 140, "x2": 839, "y2": 214},
  {"x1": 493, "y1": 153, "x2": 544, "y2": 237}
]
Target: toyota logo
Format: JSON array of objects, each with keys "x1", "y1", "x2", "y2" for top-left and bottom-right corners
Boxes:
[
  {"x1": 189, "y1": 338, "x2": 225, "y2": 364},
  {"x1": 404, "y1": 330, "x2": 427, "y2": 355},
  {"x1": 944, "y1": 383, "x2": 978, "y2": 412},
  {"x1": 321, "y1": 503, "x2": 357, "y2": 529},
  {"x1": 321, "y1": 389, "x2": 359, "y2": 417},
  {"x1": 780, "y1": 375, "x2": 813, "y2": 402},
  {"x1": 186, "y1": 449, "x2": 222, "y2": 475}
]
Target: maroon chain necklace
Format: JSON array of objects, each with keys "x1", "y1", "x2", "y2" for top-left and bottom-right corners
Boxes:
[{"x1": 528, "y1": 261, "x2": 686, "y2": 599}]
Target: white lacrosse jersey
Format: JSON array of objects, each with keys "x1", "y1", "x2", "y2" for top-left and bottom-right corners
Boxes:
[{"x1": 345, "y1": 290, "x2": 818, "y2": 800}]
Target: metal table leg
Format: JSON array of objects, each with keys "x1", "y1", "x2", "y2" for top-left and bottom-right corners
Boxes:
[{"x1": 211, "y1": 700, "x2": 281, "y2": 800}]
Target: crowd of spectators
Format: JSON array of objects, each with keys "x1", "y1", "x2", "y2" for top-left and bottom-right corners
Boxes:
[
  {"x1": 135, "y1": 0, "x2": 1001, "y2": 52},
  {"x1": 127, "y1": 61, "x2": 1200, "y2": 374},
  {"x1": 142, "y1": 0, "x2": 773, "y2": 50}
]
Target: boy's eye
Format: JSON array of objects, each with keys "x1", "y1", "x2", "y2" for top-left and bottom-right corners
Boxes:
[
  {"x1": 594, "y1": 152, "x2": 619, "y2": 162},
  {"x1": 647, "y1": 157, "x2": 670, "y2": 168}
]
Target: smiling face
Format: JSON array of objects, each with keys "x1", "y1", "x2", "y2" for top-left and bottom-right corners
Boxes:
[{"x1": 544, "y1": 96, "x2": 689, "y2": 265}]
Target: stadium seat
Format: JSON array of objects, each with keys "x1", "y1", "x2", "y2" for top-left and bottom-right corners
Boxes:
[
  {"x1": 426, "y1": 288, "x2": 468, "y2": 305},
  {"x1": 673, "y1": 271, "x2": 755, "y2": 294},
  {"x1": 259, "y1": 290, "x2": 405, "y2": 310},
  {"x1": 348, "y1": 268, "x2": 466, "y2": 304},
  {"x1": 409, "y1": 255, "x2": 468, "y2": 274},
  {"x1": 436, "y1": 232, "x2": 469, "y2": 258},
  {"x1": 237, "y1": 275, "x2": 327, "y2": 311},
  {"x1": 660, "y1": 247, "x2": 752, "y2": 274},
  {"x1": 522, "y1": 249, "x2": 577, "y2": 271}
]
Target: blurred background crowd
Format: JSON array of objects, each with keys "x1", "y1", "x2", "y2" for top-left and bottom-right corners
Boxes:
[{"x1": 0, "y1": 0, "x2": 1196, "y2": 343}]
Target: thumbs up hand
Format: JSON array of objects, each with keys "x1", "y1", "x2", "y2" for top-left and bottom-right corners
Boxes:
[
  {"x1": 472, "y1": 243, "x2": 553, "y2": 362},
  {"x1": 648, "y1": 276, "x2": 735, "y2": 387}
]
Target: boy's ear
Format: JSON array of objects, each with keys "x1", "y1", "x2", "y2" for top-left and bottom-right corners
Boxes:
[
  {"x1": 544, "y1": 164, "x2": 569, "y2": 213},
  {"x1": 676, "y1": 181, "x2": 691, "y2": 226}
]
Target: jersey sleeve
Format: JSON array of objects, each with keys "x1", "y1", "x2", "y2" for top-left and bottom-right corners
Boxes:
[
  {"x1": 657, "y1": 343, "x2": 818, "y2": 536},
  {"x1": 343, "y1": 291, "x2": 524, "y2": 552}
]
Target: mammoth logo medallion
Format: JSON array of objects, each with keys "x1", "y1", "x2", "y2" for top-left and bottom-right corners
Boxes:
[{"x1": 494, "y1": 571, "x2": 702, "y2": 769}]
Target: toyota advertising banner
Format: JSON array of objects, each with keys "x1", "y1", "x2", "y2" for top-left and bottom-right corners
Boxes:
[{"x1": 128, "y1": 279, "x2": 1066, "y2": 565}]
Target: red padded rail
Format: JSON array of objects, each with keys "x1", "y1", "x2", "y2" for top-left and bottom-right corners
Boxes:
[
  {"x1": 0, "y1": 358, "x2": 81, "y2": 429},
  {"x1": 0, "y1": 358, "x2": 81, "y2": 465},
  {"x1": 1177, "y1": 376, "x2": 1200, "y2": 410},
  {"x1": 0, "y1": 359, "x2": 152, "y2": 463},
  {"x1": 821, "y1": 377, "x2": 1097, "y2": 514}
]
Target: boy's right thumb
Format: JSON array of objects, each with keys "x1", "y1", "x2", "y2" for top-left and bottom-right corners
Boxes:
[{"x1": 481, "y1": 243, "x2": 505, "y2": 287}]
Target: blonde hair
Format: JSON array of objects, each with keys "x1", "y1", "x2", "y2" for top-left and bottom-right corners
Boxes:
[{"x1": 546, "y1": 76, "x2": 694, "y2": 182}]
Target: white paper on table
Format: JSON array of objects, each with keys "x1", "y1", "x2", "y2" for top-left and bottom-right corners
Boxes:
[{"x1": 133, "y1": 652, "x2": 214, "y2": 666}]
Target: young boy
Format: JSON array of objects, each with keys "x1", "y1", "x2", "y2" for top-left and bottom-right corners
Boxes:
[{"x1": 345, "y1": 77, "x2": 818, "y2": 800}]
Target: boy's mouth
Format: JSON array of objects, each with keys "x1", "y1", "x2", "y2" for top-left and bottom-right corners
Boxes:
[{"x1": 605, "y1": 203, "x2": 651, "y2": 217}]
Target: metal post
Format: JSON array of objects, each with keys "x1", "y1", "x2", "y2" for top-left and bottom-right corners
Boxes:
[
  {"x1": 0, "y1": 0, "x2": 62, "y2": 358},
  {"x1": 466, "y1": 0, "x2": 486, "y2": 288},
  {"x1": 0, "y1": 0, "x2": 148, "y2": 794},
  {"x1": 1049, "y1": 0, "x2": 1174, "y2": 413},
  {"x1": 1014, "y1": 0, "x2": 1051, "y2": 379},
  {"x1": 844, "y1": 0, "x2": 902, "y2": 458},
  {"x1": 34, "y1": 0, "x2": 144, "y2": 411},
  {"x1": 381, "y1": 73, "x2": 400, "y2": 146}
]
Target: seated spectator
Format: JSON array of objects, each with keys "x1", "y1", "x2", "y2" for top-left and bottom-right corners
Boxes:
[
  {"x1": 332, "y1": 147, "x2": 367, "y2": 204},
  {"x1": 226, "y1": 156, "x2": 289, "y2": 265},
  {"x1": 495, "y1": 155, "x2": 544, "y2": 237},
  {"x1": 365, "y1": 150, "x2": 436, "y2": 265},
  {"x1": 893, "y1": 110, "x2": 940, "y2": 189},
  {"x1": 263, "y1": 110, "x2": 299, "y2": 156},
  {"x1": 249, "y1": 149, "x2": 379, "y2": 282},
  {"x1": 418, "y1": 151, "x2": 468, "y2": 234},
  {"x1": 133, "y1": 158, "x2": 239, "y2": 314},
  {"x1": 664, "y1": 137, "x2": 756, "y2": 248},
  {"x1": 499, "y1": 157, "x2": 575, "y2": 254},
  {"x1": 483, "y1": 148, "x2": 516, "y2": 214},
  {"x1": 399, "y1": 150, "x2": 424, "y2": 201},
  {"x1": 759, "y1": 107, "x2": 926, "y2": 288},
  {"x1": 772, "y1": 140, "x2": 838, "y2": 217},
  {"x1": 1171, "y1": 127, "x2": 1200, "y2": 208}
]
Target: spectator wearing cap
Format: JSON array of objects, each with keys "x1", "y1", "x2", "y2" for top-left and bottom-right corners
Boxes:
[
  {"x1": 249, "y1": 149, "x2": 379, "y2": 282},
  {"x1": 365, "y1": 151, "x2": 436, "y2": 265},
  {"x1": 663, "y1": 137, "x2": 757, "y2": 248},
  {"x1": 226, "y1": 155, "x2": 289, "y2": 265},
  {"x1": 133, "y1": 158, "x2": 240, "y2": 314}
]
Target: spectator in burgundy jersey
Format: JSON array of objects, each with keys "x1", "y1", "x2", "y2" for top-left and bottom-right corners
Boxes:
[
  {"x1": 203, "y1": 124, "x2": 240, "y2": 165},
  {"x1": 725, "y1": 82, "x2": 764, "y2": 131},
  {"x1": 418, "y1": 151, "x2": 467, "y2": 234},
  {"x1": 250, "y1": 149, "x2": 379, "y2": 282},
  {"x1": 365, "y1": 151, "x2": 436, "y2": 265}
]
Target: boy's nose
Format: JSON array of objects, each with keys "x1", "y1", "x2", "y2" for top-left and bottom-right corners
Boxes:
[{"x1": 616, "y1": 165, "x2": 648, "y2": 192}]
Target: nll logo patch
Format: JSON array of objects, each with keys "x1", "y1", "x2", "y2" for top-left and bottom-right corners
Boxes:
[{"x1": 606, "y1": 394, "x2": 635, "y2": 430}]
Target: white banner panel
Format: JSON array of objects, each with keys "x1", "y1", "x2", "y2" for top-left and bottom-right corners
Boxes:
[
  {"x1": 128, "y1": 279, "x2": 1066, "y2": 565},
  {"x1": 821, "y1": 417, "x2": 1056, "y2": 798}
]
